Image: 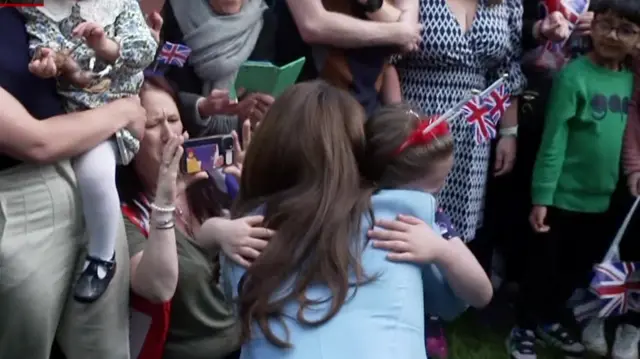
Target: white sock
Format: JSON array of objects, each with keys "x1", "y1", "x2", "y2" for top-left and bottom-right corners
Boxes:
[{"x1": 73, "y1": 141, "x2": 119, "y2": 263}]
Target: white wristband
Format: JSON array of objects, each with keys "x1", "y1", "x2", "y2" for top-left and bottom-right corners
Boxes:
[{"x1": 499, "y1": 126, "x2": 518, "y2": 137}]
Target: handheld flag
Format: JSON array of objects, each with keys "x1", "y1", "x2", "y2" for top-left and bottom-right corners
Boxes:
[
  {"x1": 462, "y1": 95, "x2": 495, "y2": 144},
  {"x1": 157, "y1": 42, "x2": 192, "y2": 68}
]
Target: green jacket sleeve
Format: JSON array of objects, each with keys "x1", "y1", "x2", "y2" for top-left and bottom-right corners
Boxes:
[{"x1": 531, "y1": 72, "x2": 578, "y2": 205}]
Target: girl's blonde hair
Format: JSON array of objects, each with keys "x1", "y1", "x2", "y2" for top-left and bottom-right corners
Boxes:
[{"x1": 362, "y1": 104, "x2": 454, "y2": 189}]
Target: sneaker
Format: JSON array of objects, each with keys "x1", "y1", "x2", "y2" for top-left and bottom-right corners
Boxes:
[
  {"x1": 536, "y1": 323, "x2": 585, "y2": 357},
  {"x1": 506, "y1": 327, "x2": 537, "y2": 359},
  {"x1": 612, "y1": 324, "x2": 640, "y2": 359},
  {"x1": 426, "y1": 317, "x2": 448, "y2": 358},
  {"x1": 582, "y1": 317, "x2": 607, "y2": 357}
]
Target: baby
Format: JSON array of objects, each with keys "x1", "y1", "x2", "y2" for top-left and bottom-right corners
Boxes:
[{"x1": 21, "y1": 0, "x2": 157, "y2": 302}]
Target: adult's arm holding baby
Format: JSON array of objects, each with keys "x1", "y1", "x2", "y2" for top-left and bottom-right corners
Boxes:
[{"x1": 0, "y1": 88, "x2": 146, "y2": 163}]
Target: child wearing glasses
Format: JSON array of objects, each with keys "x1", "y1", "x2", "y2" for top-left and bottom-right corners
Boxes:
[{"x1": 507, "y1": 0, "x2": 640, "y2": 358}]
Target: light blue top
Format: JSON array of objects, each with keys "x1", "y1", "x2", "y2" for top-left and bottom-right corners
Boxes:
[{"x1": 221, "y1": 189, "x2": 468, "y2": 359}]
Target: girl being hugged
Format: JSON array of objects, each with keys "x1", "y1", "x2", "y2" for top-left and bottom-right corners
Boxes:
[
  {"x1": 21, "y1": 0, "x2": 157, "y2": 302},
  {"x1": 223, "y1": 83, "x2": 491, "y2": 358}
]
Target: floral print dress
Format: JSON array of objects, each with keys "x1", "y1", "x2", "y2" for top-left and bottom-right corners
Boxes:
[{"x1": 20, "y1": 0, "x2": 157, "y2": 164}]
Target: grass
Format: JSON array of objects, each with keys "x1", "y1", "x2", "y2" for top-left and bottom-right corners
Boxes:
[{"x1": 447, "y1": 312, "x2": 566, "y2": 359}]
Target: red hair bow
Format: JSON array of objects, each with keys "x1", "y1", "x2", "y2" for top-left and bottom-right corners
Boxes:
[{"x1": 394, "y1": 115, "x2": 450, "y2": 155}]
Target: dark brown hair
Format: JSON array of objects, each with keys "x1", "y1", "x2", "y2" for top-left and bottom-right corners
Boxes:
[
  {"x1": 117, "y1": 74, "x2": 230, "y2": 223},
  {"x1": 361, "y1": 104, "x2": 454, "y2": 189},
  {"x1": 232, "y1": 81, "x2": 373, "y2": 347}
]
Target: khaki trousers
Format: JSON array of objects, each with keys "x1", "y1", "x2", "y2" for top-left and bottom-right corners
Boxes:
[{"x1": 0, "y1": 161, "x2": 130, "y2": 359}]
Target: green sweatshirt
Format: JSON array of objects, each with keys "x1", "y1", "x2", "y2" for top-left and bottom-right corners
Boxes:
[{"x1": 532, "y1": 55, "x2": 633, "y2": 213}]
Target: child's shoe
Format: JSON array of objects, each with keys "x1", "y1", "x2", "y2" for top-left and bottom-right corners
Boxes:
[
  {"x1": 536, "y1": 323, "x2": 584, "y2": 357},
  {"x1": 612, "y1": 324, "x2": 640, "y2": 359},
  {"x1": 73, "y1": 254, "x2": 116, "y2": 303},
  {"x1": 506, "y1": 327, "x2": 537, "y2": 359},
  {"x1": 582, "y1": 317, "x2": 607, "y2": 357},
  {"x1": 426, "y1": 317, "x2": 448, "y2": 358}
]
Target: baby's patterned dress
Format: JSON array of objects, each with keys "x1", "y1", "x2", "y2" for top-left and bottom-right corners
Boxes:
[{"x1": 20, "y1": 0, "x2": 157, "y2": 164}]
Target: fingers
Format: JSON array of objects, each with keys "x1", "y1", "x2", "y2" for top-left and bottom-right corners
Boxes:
[
  {"x1": 371, "y1": 239, "x2": 411, "y2": 253},
  {"x1": 223, "y1": 165, "x2": 242, "y2": 180},
  {"x1": 149, "y1": 11, "x2": 164, "y2": 31},
  {"x1": 386, "y1": 252, "x2": 415, "y2": 262},
  {"x1": 248, "y1": 227, "x2": 275, "y2": 240},
  {"x1": 237, "y1": 247, "x2": 262, "y2": 260},
  {"x1": 242, "y1": 236, "x2": 270, "y2": 250},
  {"x1": 367, "y1": 228, "x2": 408, "y2": 242},
  {"x1": 396, "y1": 214, "x2": 424, "y2": 226},
  {"x1": 229, "y1": 254, "x2": 252, "y2": 268},
  {"x1": 242, "y1": 215, "x2": 265, "y2": 226},
  {"x1": 231, "y1": 130, "x2": 242, "y2": 153},
  {"x1": 494, "y1": 147, "x2": 505, "y2": 173},
  {"x1": 374, "y1": 218, "x2": 412, "y2": 232},
  {"x1": 242, "y1": 119, "x2": 252, "y2": 147}
]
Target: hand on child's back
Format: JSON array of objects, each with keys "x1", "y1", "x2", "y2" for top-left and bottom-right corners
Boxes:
[{"x1": 368, "y1": 214, "x2": 449, "y2": 263}]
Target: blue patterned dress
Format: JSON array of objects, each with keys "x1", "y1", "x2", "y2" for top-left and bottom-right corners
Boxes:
[{"x1": 395, "y1": 0, "x2": 526, "y2": 241}]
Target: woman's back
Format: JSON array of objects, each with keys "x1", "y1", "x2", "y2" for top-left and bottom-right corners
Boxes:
[{"x1": 224, "y1": 189, "x2": 466, "y2": 359}]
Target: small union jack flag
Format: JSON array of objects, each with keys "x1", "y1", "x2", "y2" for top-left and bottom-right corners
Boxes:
[
  {"x1": 589, "y1": 261, "x2": 640, "y2": 317},
  {"x1": 462, "y1": 96, "x2": 496, "y2": 144},
  {"x1": 157, "y1": 42, "x2": 192, "y2": 67},
  {"x1": 484, "y1": 83, "x2": 511, "y2": 124}
]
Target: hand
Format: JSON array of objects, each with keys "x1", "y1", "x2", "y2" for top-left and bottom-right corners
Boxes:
[
  {"x1": 223, "y1": 119, "x2": 252, "y2": 180},
  {"x1": 236, "y1": 91, "x2": 274, "y2": 127},
  {"x1": 197, "y1": 89, "x2": 238, "y2": 118},
  {"x1": 573, "y1": 11, "x2": 593, "y2": 37},
  {"x1": 529, "y1": 205, "x2": 550, "y2": 233},
  {"x1": 494, "y1": 136, "x2": 516, "y2": 176},
  {"x1": 28, "y1": 48, "x2": 58, "y2": 78},
  {"x1": 537, "y1": 11, "x2": 571, "y2": 43},
  {"x1": 154, "y1": 132, "x2": 187, "y2": 205},
  {"x1": 199, "y1": 216, "x2": 274, "y2": 267},
  {"x1": 628, "y1": 172, "x2": 640, "y2": 196},
  {"x1": 145, "y1": 11, "x2": 163, "y2": 43},
  {"x1": 398, "y1": 11, "x2": 420, "y2": 53},
  {"x1": 72, "y1": 22, "x2": 119, "y2": 60},
  {"x1": 393, "y1": 21, "x2": 422, "y2": 52},
  {"x1": 368, "y1": 214, "x2": 448, "y2": 263},
  {"x1": 107, "y1": 96, "x2": 147, "y2": 131}
]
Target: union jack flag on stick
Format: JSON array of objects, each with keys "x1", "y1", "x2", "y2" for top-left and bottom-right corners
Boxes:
[
  {"x1": 155, "y1": 42, "x2": 192, "y2": 69},
  {"x1": 461, "y1": 74, "x2": 510, "y2": 144},
  {"x1": 575, "y1": 197, "x2": 640, "y2": 320}
]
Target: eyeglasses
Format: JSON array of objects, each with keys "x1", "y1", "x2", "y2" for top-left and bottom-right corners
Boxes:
[{"x1": 594, "y1": 19, "x2": 640, "y2": 41}]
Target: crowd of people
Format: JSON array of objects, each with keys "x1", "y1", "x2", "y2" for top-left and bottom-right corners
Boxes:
[{"x1": 1, "y1": 0, "x2": 640, "y2": 358}]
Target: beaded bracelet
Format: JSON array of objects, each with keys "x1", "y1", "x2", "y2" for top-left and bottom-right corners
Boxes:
[{"x1": 150, "y1": 202, "x2": 176, "y2": 213}]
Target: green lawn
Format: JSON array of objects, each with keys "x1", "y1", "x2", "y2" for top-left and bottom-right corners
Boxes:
[{"x1": 447, "y1": 313, "x2": 566, "y2": 359}]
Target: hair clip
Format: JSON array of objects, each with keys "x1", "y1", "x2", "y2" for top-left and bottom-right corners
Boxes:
[{"x1": 394, "y1": 115, "x2": 450, "y2": 155}]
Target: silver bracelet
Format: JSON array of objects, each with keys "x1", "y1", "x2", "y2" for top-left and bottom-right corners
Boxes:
[
  {"x1": 499, "y1": 125, "x2": 518, "y2": 137},
  {"x1": 154, "y1": 218, "x2": 176, "y2": 230},
  {"x1": 150, "y1": 202, "x2": 176, "y2": 213}
]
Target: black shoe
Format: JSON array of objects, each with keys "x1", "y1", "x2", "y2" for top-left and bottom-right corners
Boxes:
[
  {"x1": 536, "y1": 323, "x2": 585, "y2": 358},
  {"x1": 507, "y1": 327, "x2": 537, "y2": 359},
  {"x1": 73, "y1": 255, "x2": 116, "y2": 303}
]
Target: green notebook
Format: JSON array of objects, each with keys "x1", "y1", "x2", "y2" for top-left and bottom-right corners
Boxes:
[{"x1": 233, "y1": 57, "x2": 306, "y2": 98}]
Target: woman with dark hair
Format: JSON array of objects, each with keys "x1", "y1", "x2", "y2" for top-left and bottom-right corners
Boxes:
[{"x1": 119, "y1": 75, "x2": 273, "y2": 359}]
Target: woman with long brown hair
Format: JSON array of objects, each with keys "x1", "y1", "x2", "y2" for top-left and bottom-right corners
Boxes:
[{"x1": 221, "y1": 82, "x2": 491, "y2": 358}]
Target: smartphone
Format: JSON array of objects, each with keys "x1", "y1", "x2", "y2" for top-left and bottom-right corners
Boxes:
[{"x1": 181, "y1": 134, "x2": 234, "y2": 174}]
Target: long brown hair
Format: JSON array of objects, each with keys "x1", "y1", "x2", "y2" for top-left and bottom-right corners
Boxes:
[
  {"x1": 361, "y1": 104, "x2": 454, "y2": 188},
  {"x1": 232, "y1": 81, "x2": 373, "y2": 347}
]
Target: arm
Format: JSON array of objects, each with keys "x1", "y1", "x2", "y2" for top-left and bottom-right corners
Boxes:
[
  {"x1": 394, "y1": 0, "x2": 419, "y2": 23},
  {"x1": 0, "y1": 87, "x2": 132, "y2": 163},
  {"x1": 126, "y1": 219, "x2": 179, "y2": 303},
  {"x1": 110, "y1": 0, "x2": 158, "y2": 72},
  {"x1": 623, "y1": 62, "x2": 640, "y2": 175},
  {"x1": 381, "y1": 65, "x2": 402, "y2": 104},
  {"x1": 286, "y1": 0, "x2": 406, "y2": 48},
  {"x1": 531, "y1": 74, "x2": 575, "y2": 205}
]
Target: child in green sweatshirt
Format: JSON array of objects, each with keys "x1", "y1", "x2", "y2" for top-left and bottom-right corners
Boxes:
[{"x1": 507, "y1": 1, "x2": 640, "y2": 358}]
